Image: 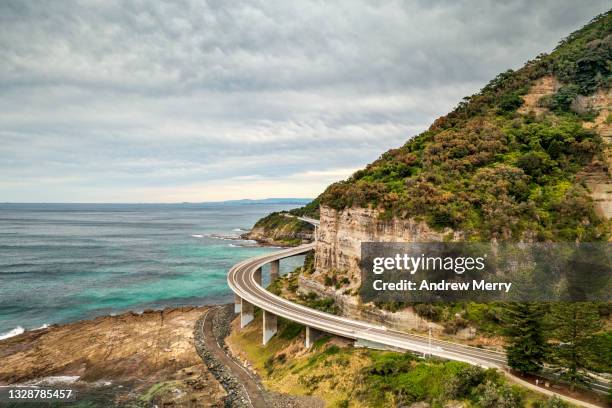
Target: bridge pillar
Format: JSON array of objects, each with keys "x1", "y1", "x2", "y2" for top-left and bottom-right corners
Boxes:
[
  {"x1": 270, "y1": 260, "x2": 280, "y2": 281},
  {"x1": 240, "y1": 298, "x2": 254, "y2": 328},
  {"x1": 234, "y1": 294, "x2": 242, "y2": 313},
  {"x1": 305, "y1": 326, "x2": 324, "y2": 348},
  {"x1": 262, "y1": 310, "x2": 277, "y2": 345},
  {"x1": 254, "y1": 267, "x2": 262, "y2": 286}
]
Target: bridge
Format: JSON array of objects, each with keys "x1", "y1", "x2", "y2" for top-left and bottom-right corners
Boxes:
[{"x1": 227, "y1": 219, "x2": 608, "y2": 407}]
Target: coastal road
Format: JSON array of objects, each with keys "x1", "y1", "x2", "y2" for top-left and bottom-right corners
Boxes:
[
  {"x1": 228, "y1": 243, "x2": 507, "y2": 368},
  {"x1": 227, "y1": 222, "x2": 608, "y2": 407}
]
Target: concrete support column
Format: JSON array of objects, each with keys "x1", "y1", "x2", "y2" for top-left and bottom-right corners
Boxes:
[
  {"x1": 262, "y1": 310, "x2": 278, "y2": 345},
  {"x1": 270, "y1": 260, "x2": 280, "y2": 281},
  {"x1": 305, "y1": 326, "x2": 324, "y2": 348},
  {"x1": 234, "y1": 294, "x2": 242, "y2": 313},
  {"x1": 254, "y1": 267, "x2": 262, "y2": 285},
  {"x1": 240, "y1": 298, "x2": 254, "y2": 328}
]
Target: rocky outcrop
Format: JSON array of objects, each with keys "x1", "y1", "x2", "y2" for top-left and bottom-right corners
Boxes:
[
  {"x1": 518, "y1": 76, "x2": 611, "y2": 221},
  {"x1": 0, "y1": 307, "x2": 226, "y2": 407},
  {"x1": 243, "y1": 225, "x2": 313, "y2": 247},
  {"x1": 297, "y1": 205, "x2": 460, "y2": 333},
  {"x1": 578, "y1": 87, "x2": 612, "y2": 220},
  {"x1": 517, "y1": 75, "x2": 560, "y2": 115},
  {"x1": 243, "y1": 214, "x2": 314, "y2": 247}
]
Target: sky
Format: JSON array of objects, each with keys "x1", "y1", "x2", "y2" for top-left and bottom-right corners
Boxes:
[{"x1": 0, "y1": 1, "x2": 609, "y2": 203}]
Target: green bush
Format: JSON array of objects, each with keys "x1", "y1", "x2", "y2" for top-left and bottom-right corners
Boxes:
[
  {"x1": 498, "y1": 92, "x2": 524, "y2": 113},
  {"x1": 476, "y1": 381, "x2": 524, "y2": 408}
]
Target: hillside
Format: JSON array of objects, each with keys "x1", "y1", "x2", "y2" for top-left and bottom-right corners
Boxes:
[
  {"x1": 233, "y1": 13, "x2": 612, "y2": 407},
  {"x1": 252, "y1": 11, "x2": 611, "y2": 243},
  {"x1": 242, "y1": 198, "x2": 320, "y2": 246}
]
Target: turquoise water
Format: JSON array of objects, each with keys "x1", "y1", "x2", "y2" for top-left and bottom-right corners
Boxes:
[{"x1": 0, "y1": 203, "x2": 305, "y2": 336}]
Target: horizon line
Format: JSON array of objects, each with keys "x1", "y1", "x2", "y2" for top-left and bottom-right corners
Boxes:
[{"x1": 0, "y1": 198, "x2": 314, "y2": 205}]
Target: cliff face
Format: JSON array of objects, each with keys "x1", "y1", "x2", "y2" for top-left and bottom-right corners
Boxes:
[
  {"x1": 298, "y1": 206, "x2": 457, "y2": 334},
  {"x1": 578, "y1": 87, "x2": 612, "y2": 219},
  {"x1": 313, "y1": 206, "x2": 459, "y2": 286}
]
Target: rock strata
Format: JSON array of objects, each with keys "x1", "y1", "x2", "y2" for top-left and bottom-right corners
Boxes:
[{"x1": 0, "y1": 307, "x2": 226, "y2": 407}]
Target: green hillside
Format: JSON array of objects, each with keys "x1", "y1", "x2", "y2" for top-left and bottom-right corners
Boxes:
[
  {"x1": 256, "y1": 11, "x2": 611, "y2": 242},
  {"x1": 320, "y1": 11, "x2": 611, "y2": 241}
]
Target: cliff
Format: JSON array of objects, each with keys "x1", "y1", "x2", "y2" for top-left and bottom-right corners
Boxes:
[
  {"x1": 252, "y1": 12, "x2": 611, "y2": 246},
  {"x1": 248, "y1": 13, "x2": 612, "y2": 336}
]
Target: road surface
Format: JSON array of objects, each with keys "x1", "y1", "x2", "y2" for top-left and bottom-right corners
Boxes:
[{"x1": 228, "y1": 243, "x2": 506, "y2": 368}]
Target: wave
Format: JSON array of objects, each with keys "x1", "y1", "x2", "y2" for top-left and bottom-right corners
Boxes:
[
  {"x1": 206, "y1": 233, "x2": 240, "y2": 241},
  {"x1": 233, "y1": 228, "x2": 249, "y2": 232},
  {"x1": 191, "y1": 234, "x2": 204, "y2": 238},
  {"x1": 228, "y1": 240, "x2": 259, "y2": 248},
  {"x1": 0, "y1": 326, "x2": 24, "y2": 340}
]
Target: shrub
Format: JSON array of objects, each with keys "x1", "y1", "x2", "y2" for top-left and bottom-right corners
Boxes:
[
  {"x1": 498, "y1": 92, "x2": 524, "y2": 113},
  {"x1": 476, "y1": 381, "x2": 524, "y2": 408}
]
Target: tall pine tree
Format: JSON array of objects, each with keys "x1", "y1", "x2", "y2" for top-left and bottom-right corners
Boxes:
[
  {"x1": 504, "y1": 302, "x2": 547, "y2": 374},
  {"x1": 549, "y1": 302, "x2": 602, "y2": 389}
]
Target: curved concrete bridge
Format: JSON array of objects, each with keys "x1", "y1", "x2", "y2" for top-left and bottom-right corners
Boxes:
[
  {"x1": 227, "y1": 243, "x2": 506, "y2": 368},
  {"x1": 227, "y1": 219, "x2": 607, "y2": 407}
]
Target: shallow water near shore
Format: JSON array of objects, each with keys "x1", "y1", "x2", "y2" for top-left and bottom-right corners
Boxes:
[{"x1": 0, "y1": 202, "x2": 305, "y2": 335}]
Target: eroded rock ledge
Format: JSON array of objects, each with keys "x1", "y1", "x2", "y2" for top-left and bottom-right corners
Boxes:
[{"x1": 0, "y1": 307, "x2": 226, "y2": 407}]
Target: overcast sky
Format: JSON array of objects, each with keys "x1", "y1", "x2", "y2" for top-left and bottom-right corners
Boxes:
[{"x1": 0, "y1": 1, "x2": 609, "y2": 203}]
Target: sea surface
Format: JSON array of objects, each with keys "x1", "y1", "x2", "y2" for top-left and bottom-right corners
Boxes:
[{"x1": 0, "y1": 202, "x2": 306, "y2": 337}]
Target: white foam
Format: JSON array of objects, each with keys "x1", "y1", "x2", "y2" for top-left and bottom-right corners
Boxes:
[
  {"x1": 191, "y1": 234, "x2": 204, "y2": 238},
  {"x1": 0, "y1": 326, "x2": 24, "y2": 340},
  {"x1": 34, "y1": 323, "x2": 49, "y2": 330},
  {"x1": 206, "y1": 233, "x2": 239, "y2": 241},
  {"x1": 26, "y1": 376, "x2": 80, "y2": 386}
]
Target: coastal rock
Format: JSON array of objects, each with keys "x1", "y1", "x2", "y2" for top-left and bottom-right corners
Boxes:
[
  {"x1": 0, "y1": 307, "x2": 226, "y2": 407},
  {"x1": 242, "y1": 213, "x2": 314, "y2": 247}
]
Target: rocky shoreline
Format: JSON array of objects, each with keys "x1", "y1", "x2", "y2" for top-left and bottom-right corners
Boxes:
[
  {"x1": 194, "y1": 305, "x2": 253, "y2": 408},
  {"x1": 0, "y1": 307, "x2": 226, "y2": 407},
  {"x1": 0, "y1": 302, "x2": 324, "y2": 407},
  {"x1": 194, "y1": 304, "x2": 323, "y2": 408}
]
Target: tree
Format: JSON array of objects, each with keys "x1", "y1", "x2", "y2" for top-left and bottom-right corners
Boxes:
[
  {"x1": 504, "y1": 302, "x2": 547, "y2": 374},
  {"x1": 549, "y1": 302, "x2": 603, "y2": 389}
]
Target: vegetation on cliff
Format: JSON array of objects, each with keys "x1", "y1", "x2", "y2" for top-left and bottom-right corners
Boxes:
[
  {"x1": 241, "y1": 12, "x2": 611, "y2": 396},
  {"x1": 318, "y1": 12, "x2": 610, "y2": 241},
  {"x1": 249, "y1": 12, "x2": 610, "y2": 243},
  {"x1": 245, "y1": 212, "x2": 313, "y2": 246},
  {"x1": 244, "y1": 198, "x2": 320, "y2": 245}
]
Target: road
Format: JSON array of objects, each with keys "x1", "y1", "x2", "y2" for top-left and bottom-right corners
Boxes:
[
  {"x1": 228, "y1": 243, "x2": 506, "y2": 368},
  {"x1": 227, "y1": 223, "x2": 608, "y2": 407}
]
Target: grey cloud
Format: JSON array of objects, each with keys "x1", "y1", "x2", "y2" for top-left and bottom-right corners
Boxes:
[{"x1": 0, "y1": 0, "x2": 609, "y2": 202}]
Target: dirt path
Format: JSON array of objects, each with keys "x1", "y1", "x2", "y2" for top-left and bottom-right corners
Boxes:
[{"x1": 200, "y1": 306, "x2": 267, "y2": 408}]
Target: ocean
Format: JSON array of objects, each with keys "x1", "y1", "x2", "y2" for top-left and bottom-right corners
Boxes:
[{"x1": 0, "y1": 202, "x2": 306, "y2": 337}]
